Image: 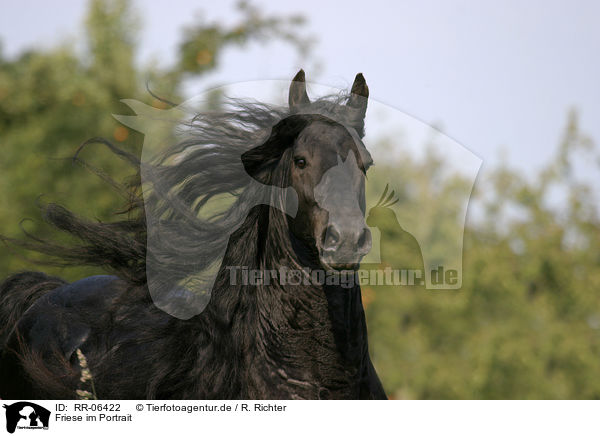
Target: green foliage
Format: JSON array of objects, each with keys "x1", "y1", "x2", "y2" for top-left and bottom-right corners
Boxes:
[
  {"x1": 364, "y1": 112, "x2": 600, "y2": 399},
  {"x1": 0, "y1": 0, "x2": 308, "y2": 281},
  {"x1": 0, "y1": 0, "x2": 147, "y2": 280},
  {"x1": 177, "y1": 1, "x2": 310, "y2": 75}
]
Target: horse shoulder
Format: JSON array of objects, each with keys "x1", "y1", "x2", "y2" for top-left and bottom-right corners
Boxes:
[{"x1": 11, "y1": 275, "x2": 123, "y2": 359}]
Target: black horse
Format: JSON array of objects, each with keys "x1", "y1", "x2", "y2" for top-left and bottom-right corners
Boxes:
[{"x1": 0, "y1": 70, "x2": 386, "y2": 399}]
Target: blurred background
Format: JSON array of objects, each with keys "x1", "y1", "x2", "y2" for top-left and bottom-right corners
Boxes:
[{"x1": 1, "y1": 0, "x2": 599, "y2": 398}]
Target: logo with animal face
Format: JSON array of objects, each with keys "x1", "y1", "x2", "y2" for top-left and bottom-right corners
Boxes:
[
  {"x1": 2, "y1": 402, "x2": 50, "y2": 433},
  {"x1": 113, "y1": 71, "x2": 481, "y2": 318}
]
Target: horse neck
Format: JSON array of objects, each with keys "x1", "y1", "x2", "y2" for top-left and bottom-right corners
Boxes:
[{"x1": 205, "y1": 206, "x2": 369, "y2": 363}]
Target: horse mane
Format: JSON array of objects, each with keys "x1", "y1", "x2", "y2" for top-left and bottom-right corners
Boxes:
[{"x1": 2, "y1": 91, "x2": 366, "y2": 291}]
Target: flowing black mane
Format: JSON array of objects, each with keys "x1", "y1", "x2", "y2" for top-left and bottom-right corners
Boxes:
[{"x1": 6, "y1": 93, "x2": 364, "y2": 287}]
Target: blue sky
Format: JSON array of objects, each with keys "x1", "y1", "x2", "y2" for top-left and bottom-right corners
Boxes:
[{"x1": 1, "y1": 0, "x2": 599, "y2": 178}]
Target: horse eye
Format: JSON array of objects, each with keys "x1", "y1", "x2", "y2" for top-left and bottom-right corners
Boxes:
[{"x1": 294, "y1": 158, "x2": 307, "y2": 169}]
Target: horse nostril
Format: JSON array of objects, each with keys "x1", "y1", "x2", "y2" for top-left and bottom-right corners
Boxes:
[
  {"x1": 322, "y1": 224, "x2": 341, "y2": 249},
  {"x1": 357, "y1": 227, "x2": 371, "y2": 252}
]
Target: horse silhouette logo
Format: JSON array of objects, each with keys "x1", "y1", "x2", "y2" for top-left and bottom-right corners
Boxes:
[{"x1": 2, "y1": 402, "x2": 50, "y2": 433}]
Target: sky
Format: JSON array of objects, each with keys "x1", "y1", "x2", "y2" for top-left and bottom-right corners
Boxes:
[{"x1": 1, "y1": 0, "x2": 599, "y2": 179}]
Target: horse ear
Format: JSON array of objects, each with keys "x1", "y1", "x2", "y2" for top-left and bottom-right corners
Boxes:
[
  {"x1": 289, "y1": 69, "x2": 310, "y2": 110},
  {"x1": 347, "y1": 73, "x2": 369, "y2": 116}
]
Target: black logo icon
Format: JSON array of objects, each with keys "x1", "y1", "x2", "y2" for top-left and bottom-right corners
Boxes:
[{"x1": 2, "y1": 402, "x2": 50, "y2": 434}]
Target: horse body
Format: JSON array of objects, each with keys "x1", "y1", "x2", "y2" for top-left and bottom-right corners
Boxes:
[
  {"x1": 0, "y1": 71, "x2": 386, "y2": 399},
  {"x1": 1, "y1": 264, "x2": 383, "y2": 399}
]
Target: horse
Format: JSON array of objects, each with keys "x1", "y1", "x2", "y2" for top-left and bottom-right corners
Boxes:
[{"x1": 0, "y1": 70, "x2": 387, "y2": 399}]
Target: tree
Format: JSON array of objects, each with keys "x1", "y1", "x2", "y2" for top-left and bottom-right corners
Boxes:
[
  {"x1": 0, "y1": 0, "x2": 310, "y2": 280},
  {"x1": 363, "y1": 111, "x2": 600, "y2": 399}
]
